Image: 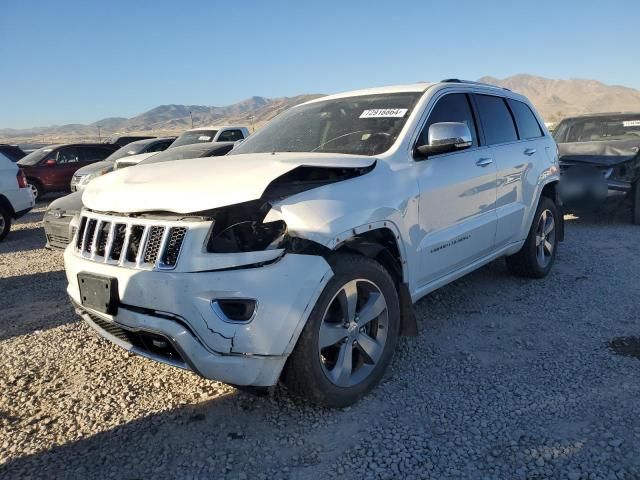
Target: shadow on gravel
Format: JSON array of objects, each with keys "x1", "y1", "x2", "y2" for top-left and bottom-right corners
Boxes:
[
  {"x1": 564, "y1": 197, "x2": 633, "y2": 226},
  {"x1": 0, "y1": 270, "x2": 75, "y2": 341},
  {"x1": 0, "y1": 391, "x2": 309, "y2": 479},
  {"x1": 0, "y1": 226, "x2": 47, "y2": 254}
]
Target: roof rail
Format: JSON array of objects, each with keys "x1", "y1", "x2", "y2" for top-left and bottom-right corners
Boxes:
[{"x1": 440, "y1": 78, "x2": 511, "y2": 92}]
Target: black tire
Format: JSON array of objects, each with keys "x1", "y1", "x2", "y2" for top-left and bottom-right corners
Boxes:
[
  {"x1": 632, "y1": 180, "x2": 640, "y2": 225},
  {"x1": 506, "y1": 196, "x2": 559, "y2": 278},
  {"x1": 0, "y1": 205, "x2": 11, "y2": 242},
  {"x1": 282, "y1": 254, "x2": 400, "y2": 408},
  {"x1": 28, "y1": 180, "x2": 43, "y2": 200}
]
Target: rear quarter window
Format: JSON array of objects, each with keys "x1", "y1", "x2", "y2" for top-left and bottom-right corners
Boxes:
[
  {"x1": 474, "y1": 94, "x2": 518, "y2": 145},
  {"x1": 507, "y1": 99, "x2": 543, "y2": 140}
]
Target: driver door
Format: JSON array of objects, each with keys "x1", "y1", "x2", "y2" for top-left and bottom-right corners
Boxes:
[{"x1": 414, "y1": 93, "x2": 498, "y2": 286}]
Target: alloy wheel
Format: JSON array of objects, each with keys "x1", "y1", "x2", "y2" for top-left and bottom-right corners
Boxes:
[
  {"x1": 0, "y1": 216, "x2": 5, "y2": 235},
  {"x1": 318, "y1": 279, "x2": 388, "y2": 387},
  {"x1": 29, "y1": 184, "x2": 39, "y2": 199},
  {"x1": 535, "y1": 209, "x2": 555, "y2": 268}
]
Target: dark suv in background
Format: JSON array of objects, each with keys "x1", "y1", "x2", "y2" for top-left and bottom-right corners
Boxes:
[
  {"x1": 0, "y1": 144, "x2": 27, "y2": 162},
  {"x1": 17, "y1": 143, "x2": 118, "y2": 199}
]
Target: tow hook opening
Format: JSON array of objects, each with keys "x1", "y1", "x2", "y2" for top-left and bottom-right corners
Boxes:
[{"x1": 212, "y1": 299, "x2": 257, "y2": 323}]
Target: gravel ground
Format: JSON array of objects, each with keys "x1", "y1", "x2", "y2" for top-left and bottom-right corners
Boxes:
[{"x1": 1, "y1": 197, "x2": 639, "y2": 480}]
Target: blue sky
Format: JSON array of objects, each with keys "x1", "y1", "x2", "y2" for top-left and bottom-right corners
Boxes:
[{"x1": 1, "y1": 0, "x2": 639, "y2": 129}]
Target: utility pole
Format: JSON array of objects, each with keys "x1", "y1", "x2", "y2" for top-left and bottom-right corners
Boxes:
[
  {"x1": 97, "y1": 125, "x2": 102, "y2": 142},
  {"x1": 189, "y1": 111, "x2": 194, "y2": 128},
  {"x1": 249, "y1": 115, "x2": 255, "y2": 133}
]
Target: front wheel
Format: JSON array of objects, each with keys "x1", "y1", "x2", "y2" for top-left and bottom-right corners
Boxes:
[
  {"x1": 506, "y1": 196, "x2": 559, "y2": 278},
  {"x1": 282, "y1": 254, "x2": 400, "y2": 407}
]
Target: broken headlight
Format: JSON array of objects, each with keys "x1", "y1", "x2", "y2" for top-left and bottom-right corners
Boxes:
[{"x1": 206, "y1": 220, "x2": 287, "y2": 253}]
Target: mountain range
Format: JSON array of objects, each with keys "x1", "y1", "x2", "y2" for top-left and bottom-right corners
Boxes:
[{"x1": 3, "y1": 74, "x2": 640, "y2": 143}]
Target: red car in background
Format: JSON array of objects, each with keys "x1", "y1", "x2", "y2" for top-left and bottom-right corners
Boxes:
[{"x1": 17, "y1": 143, "x2": 118, "y2": 199}]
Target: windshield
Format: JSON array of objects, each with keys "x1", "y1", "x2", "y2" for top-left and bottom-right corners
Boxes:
[
  {"x1": 230, "y1": 93, "x2": 421, "y2": 156},
  {"x1": 104, "y1": 141, "x2": 149, "y2": 162},
  {"x1": 554, "y1": 117, "x2": 640, "y2": 143},
  {"x1": 17, "y1": 146, "x2": 55, "y2": 166},
  {"x1": 171, "y1": 130, "x2": 218, "y2": 148}
]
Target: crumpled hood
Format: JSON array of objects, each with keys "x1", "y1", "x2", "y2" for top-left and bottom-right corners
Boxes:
[
  {"x1": 558, "y1": 139, "x2": 640, "y2": 167},
  {"x1": 82, "y1": 152, "x2": 376, "y2": 214},
  {"x1": 74, "y1": 160, "x2": 114, "y2": 176}
]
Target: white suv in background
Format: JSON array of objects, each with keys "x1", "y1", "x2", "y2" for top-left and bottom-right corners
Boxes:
[
  {"x1": 169, "y1": 125, "x2": 249, "y2": 148},
  {"x1": 0, "y1": 151, "x2": 35, "y2": 241},
  {"x1": 65, "y1": 80, "x2": 562, "y2": 407}
]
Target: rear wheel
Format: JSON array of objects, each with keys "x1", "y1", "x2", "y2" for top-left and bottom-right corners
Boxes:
[
  {"x1": 506, "y1": 196, "x2": 559, "y2": 278},
  {"x1": 28, "y1": 181, "x2": 42, "y2": 200},
  {"x1": 632, "y1": 179, "x2": 640, "y2": 225},
  {"x1": 0, "y1": 205, "x2": 11, "y2": 242},
  {"x1": 282, "y1": 254, "x2": 400, "y2": 407}
]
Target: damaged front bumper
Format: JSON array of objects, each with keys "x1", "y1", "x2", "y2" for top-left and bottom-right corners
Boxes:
[
  {"x1": 65, "y1": 247, "x2": 333, "y2": 386},
  {"x1": 559, "y1": 160, "x2": 635, "y2": 205}
]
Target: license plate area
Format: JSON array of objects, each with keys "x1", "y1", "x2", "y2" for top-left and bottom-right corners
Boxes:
[{"x1": 78, "y1": 273, "x2": 119, "y2": 315}]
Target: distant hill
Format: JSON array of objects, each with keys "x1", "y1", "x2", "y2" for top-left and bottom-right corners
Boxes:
[
  {"x1": 0, "y1": 94, "x2": 322, "y2": 143},
  {"x1": 479, "y1": 74, "x2": 640, "y2": 122},
  {"x1": 4, "y1": 74, "x2": 640, "y2": 143}
]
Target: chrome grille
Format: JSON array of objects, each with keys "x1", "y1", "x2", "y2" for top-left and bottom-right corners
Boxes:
[
  {"x1": 75, "y1": 214, "x2": 188, "y2": 270},
  {"x1": 163, "y1": 227, "x2": 187, "y2": 267}
]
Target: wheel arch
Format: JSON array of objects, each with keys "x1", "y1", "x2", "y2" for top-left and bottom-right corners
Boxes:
[
  {"x1": 0, "y1": 194, "x2": 15, "y2": 217},
  {"x1": 539, "y1": 180, "x2": 564, "y2": 242},
  {"x1": 526, "y1": 179, "x2": 563, "y2": 243},
  {"x1": 332, "y1": 224, "x2": 418, "y2": 337}
]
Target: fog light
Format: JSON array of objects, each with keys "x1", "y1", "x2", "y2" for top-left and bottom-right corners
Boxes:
[
  {"x1": 211, "y1": 299, "x2": 257, "y2": 323},
  {"x1": 151, "y1": 339, "x2": 169, "y2": 349}
]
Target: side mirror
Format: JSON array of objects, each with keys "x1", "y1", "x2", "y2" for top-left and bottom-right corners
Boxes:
[
  {"x1": 44, "y1": 158, "x2": 56, "y2": 166},
  {"x1": 415, "y1": 122, "x2": 472, "y2": 158}
]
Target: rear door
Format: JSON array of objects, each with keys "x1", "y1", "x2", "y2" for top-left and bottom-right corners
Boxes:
[
  {"x1": 474, "y1": 94, "x2": 546, "y2": 248},
  {"x1": 414, "y1": 92, "x2": 498, "y2": 286},
  {"x1": 505, "y1": 99, "x2": 548, "y2": 242}
]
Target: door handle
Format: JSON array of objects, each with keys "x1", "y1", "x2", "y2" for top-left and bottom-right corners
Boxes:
[
  {"x1": 524, "y1": 148, "x2": 537, "y2": 156},
  {"x1": 476, "y1": 158, "x2": 493, "y2": 167}
]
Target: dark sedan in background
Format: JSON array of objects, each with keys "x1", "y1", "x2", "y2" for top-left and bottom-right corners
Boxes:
[{"x1": 555, "y1": 112, "x2": 640, "y2": 224}]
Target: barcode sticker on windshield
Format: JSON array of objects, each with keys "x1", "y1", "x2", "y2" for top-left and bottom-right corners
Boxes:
[
  {"x1": 623, "y1": 120, "x2": 640, "y2": 127},
  {"x1": 360, "y1": 108, "x2": 408, "y2": 119},
  {"x1": 198, "y1": 135, "x2": 211, "y2": 141}
]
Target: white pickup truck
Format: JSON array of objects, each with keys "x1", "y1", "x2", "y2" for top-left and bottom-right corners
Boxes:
[
  {"x1": 65, "y1": 80, "x2": 562, "y2": 406},
  {"x1": 0, "y1": 151, "x2": 35, "y2": 241}
]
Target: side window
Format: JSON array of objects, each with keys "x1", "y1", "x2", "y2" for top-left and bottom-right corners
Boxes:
[
  {"x1": 474, "y1": 95, "x2": 518, "y2": 145},
  {"x1": 507, "y1": 99, "x2": 543, "y2": 140},
  {"x1": 217, "y1": 129, "x2": 244, "y2": 142},
  {"x1": 421, "y1": 94, "x2": 478, "y2": 148},
  {"x1": 54, "y1": 147, "x2": 80, "y2": 164}
]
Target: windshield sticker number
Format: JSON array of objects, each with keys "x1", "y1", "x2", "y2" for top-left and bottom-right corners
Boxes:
[
  {"x1": 198, "y1": 135, "x2": 211, "y2": 141},
  {"x1": 623, "y1": 120, "x2": 640, "y2": 127},
  {"x1": 360, "y1": 108, "x2": 408, "y2": 119}
]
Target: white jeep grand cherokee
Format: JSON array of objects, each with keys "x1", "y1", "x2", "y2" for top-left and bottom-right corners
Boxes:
[{"x1": 65, "y1": 80, "x2": 562, "y2": 407}]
